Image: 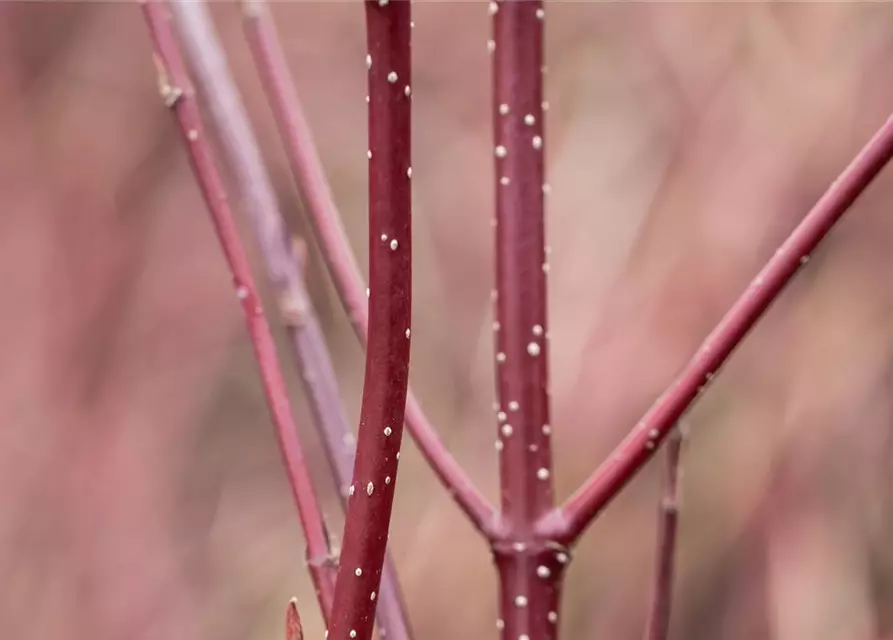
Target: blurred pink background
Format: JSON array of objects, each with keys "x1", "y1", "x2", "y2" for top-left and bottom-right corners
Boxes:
[{"x1": 3, "y1": 2, "x2": 893, "y2": 639}]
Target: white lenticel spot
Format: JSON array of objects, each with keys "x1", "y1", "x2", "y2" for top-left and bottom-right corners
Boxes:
[{"x1": 387, "y1": 71, "x2": 398, "y2": 83}]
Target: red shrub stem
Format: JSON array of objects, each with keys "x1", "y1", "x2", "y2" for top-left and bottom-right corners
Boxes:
[
  {"x1": 491, "y1": 2, "x2": 562, "y2": 638},
  {"x1": 165, "y1": 2, "x2": 413, "y2": 636},
  {"x1": 539, "y1": 111, "x2": 893, "y2": 546},
  {"x1": 286, "y1": 598, "x2": 304, "y2": 640},
  {"x1": 644, "y1": 427, "x2": 683, "y2": 640},
  {"x1": 241, "y1": 0, "x2": 501, "y2": 539},
  {"x1": 140, "y1": 0, "x2": 335, "y2": 621},
  {"x1": 326, "y1": 3, "x2": 412, "y2": 639}
]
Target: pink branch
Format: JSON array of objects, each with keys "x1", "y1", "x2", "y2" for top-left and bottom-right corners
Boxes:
[
  {"x1": 490, "y1": 2, "x2": 564, "y2": 638},
  {"x1": 326, "y1": 3, "x2": 412, "y2": 639},
  {"x1": 166, "y1": 2, "x2": 412, "y2": 636},
  {"x1": 538, "y1": 111, "x2": 893, "y2": 545},
  {"x1": 240, "y1": 0, "x2": 501, "y2": 540},
  {"x1": 644, "y1": 427, "x2": 683, "y2": 640},
  {"x1": 140, "y1": 0, "x2": 335, "y2": 621}
]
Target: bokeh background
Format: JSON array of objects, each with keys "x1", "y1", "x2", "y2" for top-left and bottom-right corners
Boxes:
[{"x1": 4, "y1": 2, "x2": 893, "y2": 638}]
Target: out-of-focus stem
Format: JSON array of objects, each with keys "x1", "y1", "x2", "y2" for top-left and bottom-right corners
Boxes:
[
  {"x1": 139, "y1": 0, "x2": 336, "y2": 621},
  {"x1": 490, "y1": 2, "x2": 563, "y2": 639},
  {"x1": 539, "y1": 111, "x2": 893, "y2": 546},
  {"x1": 240, "y1": 0, "x2": 502, "y2": 540},
  {"x1": 286, "y1": 598, "x2": 304, "y2": 640},
  {"x1": 644, "y1": 427, "x2": 683, "y2": 640},
  {"x1": 327, "y1": 3, "x2": 412, "y2": 639},
  {"x1": 166, "y1": 2, "x2": 412, "y2": 636}
]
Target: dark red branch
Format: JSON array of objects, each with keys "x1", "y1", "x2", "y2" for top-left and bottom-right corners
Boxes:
[
  {"x1": 492, "y1": 0, "x2": 552, "y2": 531},
  {"x1": 140, "y1": 0, "x2": 335, "y2": 620},
  {"x1": 326, "y1": 3, "x2": 412, "y2": 639},
  {"x1": 166, "y1": 2, "x2": 412, "y2": 636},
  {"x1": 241, "y1": 0, "x2": 501, "y2": 540},
  {"x1": 539, "y1": 111, "x2": 893, "y2": 546},
  {"x1": 644, "y1": 427, "x2": 683, "y2": 640},
  {"x1": 490, "y1": 2, "x2": 561, "y2": 639}
]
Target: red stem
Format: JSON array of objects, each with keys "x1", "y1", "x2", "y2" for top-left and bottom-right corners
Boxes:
[
  {"x1": 644, "y1": 427, "x2": 683, "y2": 640},
  {"x1": 490, "y1": 2, "x2": 563, "y2": 638},
  {"x1": 165, "y1": 2, "x2": 413, "y2": 636},
  {"x1": 538, "y1": 111, "x2": 893, "y2": 546},
  {"x1": 241, "y1": 0, "x2": 501, "y2": 540},
  {"x1": 326, "y1": 3, "x2": 412, "y2": 639},
  {"x1": 140, "y1": 0, "x2": 336, "y2": 621},
  {"x1": 286, "y1": 598, "x2": 304, "y2": 640}
]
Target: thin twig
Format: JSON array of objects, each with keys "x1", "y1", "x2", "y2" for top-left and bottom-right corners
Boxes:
[
  {"x1": 240, "y1": 0, "x2": 502, "y2": 540},
  {"x1": 644, "y1": 426, "x2": 683, "y2": 640},
  {"x1": 286, "y1": 598, "x2": 304, "y2": 640},
  {"x1": 327, "y1": 3, "x2": 412, "y2": 639},
  {"x1": 489, "y1": 1, "x2": 564, "y2": 638},
  {"x1": 538, "y1": 111, "x2": 893, "y2": 545},
  {"x1": 165, "y1": 2, "x2": 413, "y2": 636},
  {"x1": 139, "y1": 0, "x2": 336, "y2": 620}
]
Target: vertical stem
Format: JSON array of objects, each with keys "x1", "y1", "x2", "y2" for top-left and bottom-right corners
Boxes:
[
  {"x1": 286, "y1": 598, "x2": 304, "y2": 640},
  {"x1": 644, "y1": 427, "x2": 683, "y2": 640},
  {"x1": 241, "y1": 0, "x2": 499, "y2": 539},
  {"x1": 493, "y1": 540, "x2": 566, "y2": 640},
  {"x1": 139, "y1": 0, "x2": 336, "y2": 621},
  {"x1": 327, "y1": 2, "x2": 412, "y2": 640},
  {"x1": 166, "y1": 2, "x2": 413, "y2": 636},
  {"x1": 491, "y1": 1, "x2": 560, "y2": 638}
]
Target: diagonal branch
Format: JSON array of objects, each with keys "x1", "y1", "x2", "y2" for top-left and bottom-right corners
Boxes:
[
  {"x1": 165, "y1": 2, "x2": 413, "y2": 636},
  {"x1": 240, "y1": 0, "x2": 501, "y2": 540},
  {"x1": 644, "y1": 426, "x2": 683, "y2": 640},
  {"x1": 139, "y1": 0, "x2": 336, "y2": 621},
  {"x1": 538, "y1": 111, "x2": 893, "y2": 546},
  {"x1": 327, "y1": 3, "x2": 412, "y2": 639}
]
